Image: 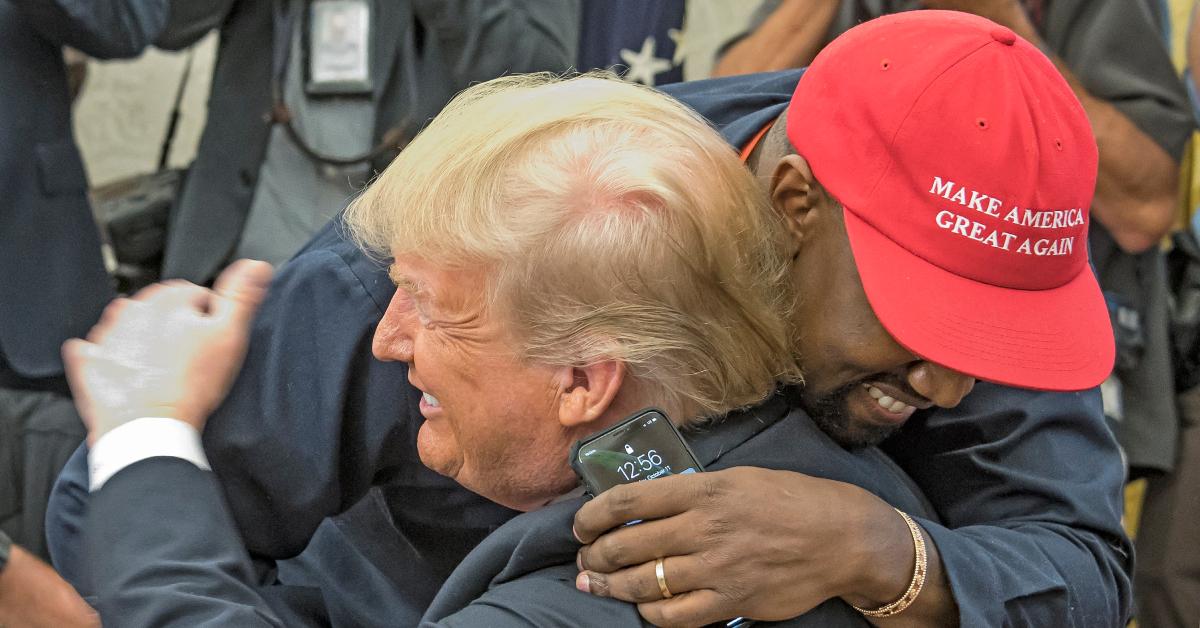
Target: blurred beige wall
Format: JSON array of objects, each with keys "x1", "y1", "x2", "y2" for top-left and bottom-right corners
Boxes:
[
  {"x1": 72, "y1": 34, "x2": 217, "y2": 187},
  {"x1": 682, "y1": 0, "x2": 765, "y2": 80}
]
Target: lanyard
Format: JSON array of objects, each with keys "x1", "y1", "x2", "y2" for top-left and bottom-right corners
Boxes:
[{"x1": 268, "y1": 0, "x2": 408, "y2": 167}]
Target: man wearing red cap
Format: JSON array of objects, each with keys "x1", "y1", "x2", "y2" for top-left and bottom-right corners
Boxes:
[
  {"x1": 43, "y1": 9, "x2": 1148, "y2": 628},
  {"x1": 574, "y1": 10, "x2": 1141, "y2": 627}
]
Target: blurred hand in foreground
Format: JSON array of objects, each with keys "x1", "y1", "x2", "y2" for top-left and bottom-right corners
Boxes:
[
  {"x1": 0, "y1": 543, "x2": 98, "y2": 628},
  {"x1": 63, "y1": 259, "x2": 273, "y2": 443}
]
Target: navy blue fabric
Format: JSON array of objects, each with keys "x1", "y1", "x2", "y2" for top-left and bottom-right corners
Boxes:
[
  {"x1": 51, "y1": 68, "x2": 1130, "y2": 626},
  {"x1": 0, "y1": 0, "x2": 168, "y2": 380},
  {"x1": 577, "y1": 0, "x2": 684, "y2": 85},
  {"x1": 420, "y1": 397, "x2": 931, "y2": 627}
]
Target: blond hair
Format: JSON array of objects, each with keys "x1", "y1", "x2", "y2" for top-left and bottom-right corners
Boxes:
[{"x1": 346, "y1": 72, "x2": 800, "y2": 421}]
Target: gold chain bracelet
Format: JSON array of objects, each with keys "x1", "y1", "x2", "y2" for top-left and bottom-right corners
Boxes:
[{"x1": 850, "y1": 508, "x2": 928, "y2": 618}]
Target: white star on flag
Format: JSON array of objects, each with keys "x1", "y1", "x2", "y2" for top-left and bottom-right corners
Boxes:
[{"x1": 619, "y1": 36, "x2": 673, "y2": 86}]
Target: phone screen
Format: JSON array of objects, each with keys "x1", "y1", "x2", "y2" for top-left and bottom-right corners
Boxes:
[
  {"x1": 572, "y1": 408, "x2": 702, "y2": 495},
  {"x1": 571, "y1": 411, "x2": 749, "y2": 627}
]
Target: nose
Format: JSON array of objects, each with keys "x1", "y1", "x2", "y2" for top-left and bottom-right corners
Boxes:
[
  {"x1": 373, "y1": 291, "x2": 416, "y2": 363},
  {"x1": 907, "y1": 362, "x2": 975, "y2": 409}
]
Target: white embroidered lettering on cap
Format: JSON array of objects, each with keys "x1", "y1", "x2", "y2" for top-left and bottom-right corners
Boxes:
[{"x1": 928, "y1": 176, "x2": 1081, "y2": 257}]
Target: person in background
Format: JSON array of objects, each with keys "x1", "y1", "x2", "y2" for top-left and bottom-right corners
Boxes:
[
  {"x1": 0, "y1": 0, "x2": 168, "y2": 561},
  {"x1": 156, "y1": 0, "x2": 579, "y2": 283},
  {"x1": 1133, "y1": 3, "x2": 1200, "y2": 625}
]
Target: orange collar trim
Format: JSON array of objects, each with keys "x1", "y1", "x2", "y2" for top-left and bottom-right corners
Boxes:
[{"x1": 739, "y1": 120, "x2": 775, "y2": 164}]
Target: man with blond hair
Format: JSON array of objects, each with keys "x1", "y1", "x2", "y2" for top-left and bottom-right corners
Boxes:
[
  {"x1": 47, "y1": 11, "x2": 1132, "y2": 628},
  {"x1": 66, "y1": 73, "x2": 935, "y2": 626}
]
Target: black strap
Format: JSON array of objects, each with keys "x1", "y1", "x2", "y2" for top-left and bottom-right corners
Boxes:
[
  {"x1": 158, "y1": 50, "x2": 194, "y2": 170},
  {"x1": 269, "y1": 0, "x2": 407, "y2": 167}
]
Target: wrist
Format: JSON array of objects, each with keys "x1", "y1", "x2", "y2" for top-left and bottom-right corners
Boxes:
[
  {"x1": 89, "y1": 407, "x2": 188, "y2": 446},
  {"x1": 836, "y1": 490, "x2": 918, "y2": 609},
  {"x1": 88, "y1": 417, "x2": 210, "y2": 491}
]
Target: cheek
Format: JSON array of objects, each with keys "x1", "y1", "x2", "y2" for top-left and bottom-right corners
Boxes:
[{"x1": 414, "y1": 332, "x2": 477, "y2": 392}]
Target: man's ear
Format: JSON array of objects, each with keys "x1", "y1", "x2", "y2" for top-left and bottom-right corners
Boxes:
[
  {"x1": 556, "y1": 360, "x2": 626, "y2": 429},
  {"x1": 770, "y1": 154, "x2": 822, "y2": 248}
]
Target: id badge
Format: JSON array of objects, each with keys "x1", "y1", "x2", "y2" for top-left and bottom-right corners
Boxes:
[{"x1": 306, "y1": 0, "x2": 373, "y2": 95}]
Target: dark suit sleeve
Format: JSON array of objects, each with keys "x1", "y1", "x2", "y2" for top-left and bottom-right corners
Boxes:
[
  {"x1": 423, "y1": 564, "x2": 871, "y2": 628},
  {"x1": 201, "y1": 239, "x2": 413, "y2": 560},
  {"x1": 85, "y1": 457, "x2": 287, "y2": 627},
  {"x1": 8, "y1": 0, "x2": 169, "y2": 58},
  {"x1": 883, "y1": 384, "x2": 1132, "y2": 627},
  {"x1": 1046, "y1": 0, "x2": 1193, "y2": 160},
  {"x1": 421, "y1": 565, "x2": 647, "y2": 628},
  {"x1": 152, "y1": 0, "x2": 238, "y2": 51},
  {"x1": 411, "y1": 0, "x2": 579, "y2": 84}
]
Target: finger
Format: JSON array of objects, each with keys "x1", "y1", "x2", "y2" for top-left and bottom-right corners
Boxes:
[
  {"x1": 126, "y1": 278, "x2": 191, "y2": 303},
  {"x1": 209, "y1": 259, "x2": 273, "y2": 327},
  {"x1": 577, "y1": 513, "x2": 703, "y2": 573},
  {"x1": 135, "y1": 280, "x2": 213, "y2": 312},
  {"x1": 574, "y1": 472, "x2": 719, "y2": 543},
  {"x1": 636, "y1": 589, "x2": 734, "y2": 628},
  {"x1": 88, "y1": 298, "x2": 133, "y2": 343},
  {"x1": 580, "y1": 554, "x2": 710, "y2": 604}
]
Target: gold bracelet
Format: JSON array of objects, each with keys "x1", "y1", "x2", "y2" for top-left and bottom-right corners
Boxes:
[{"x1": 850, "y1": 508, "x2": 927, "y2": 618}]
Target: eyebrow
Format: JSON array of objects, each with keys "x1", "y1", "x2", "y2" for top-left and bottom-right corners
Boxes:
[{"x1": 388, "y1": 267, "x2": 436, "y2": 302}]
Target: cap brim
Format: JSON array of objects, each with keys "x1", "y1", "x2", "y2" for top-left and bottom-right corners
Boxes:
[{"x1": 843, "y1": 208, "x2": 1114, "y2": 392}]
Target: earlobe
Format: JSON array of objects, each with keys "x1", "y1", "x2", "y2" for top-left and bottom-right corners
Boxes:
[
  {"x1": 557, "y1": 361, "x2": 626, "y2": 428},
  {"x1": 770, "y1": 154, "x2": 820, "y2": 247}
]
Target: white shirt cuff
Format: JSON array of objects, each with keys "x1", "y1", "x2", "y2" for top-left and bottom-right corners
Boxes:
[{"x1": 88, "y1": 417, "x2": 211, "y2": 492}]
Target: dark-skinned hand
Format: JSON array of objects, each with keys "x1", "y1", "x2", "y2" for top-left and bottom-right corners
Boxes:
[{"x1": 572, "y1": 467, "x2": 913, "y2": 628}]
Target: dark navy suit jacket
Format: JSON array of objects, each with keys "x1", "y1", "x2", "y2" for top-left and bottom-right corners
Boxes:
[
  {"x1": 0, "y1": 0, "x2": 168, "y2": 383},
  {"x1": 66, "y1": 70, "x2": 1130, "y2": 627},
  {"x1": 87, "y1": 395, "x2": 935, "y2": 627}
]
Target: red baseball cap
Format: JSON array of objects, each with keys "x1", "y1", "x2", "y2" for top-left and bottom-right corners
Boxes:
[{"x1": 787, "y1": 10, "x2": 1113, "y2": 391}]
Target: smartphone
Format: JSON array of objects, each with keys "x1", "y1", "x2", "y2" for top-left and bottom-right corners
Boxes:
[
  {"x1": 570, "y1": 408, "x2": 704, "y2": 497},
  {"x1": 570, "y1": 411, "x2": 754, "y2": 628}
]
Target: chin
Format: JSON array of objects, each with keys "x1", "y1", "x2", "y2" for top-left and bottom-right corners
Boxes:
[
  {"x1": 416, "y1": 430, "x2": 463, "y2": 480},
  {"x1": 828, "y1": 415, "x2": 898, "y2": 449},
  {"x1": 801, "y1": 384, "x2": 898, "y2": 449}
]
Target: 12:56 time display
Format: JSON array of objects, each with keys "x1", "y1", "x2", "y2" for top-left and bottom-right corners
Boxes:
[{"x1": 617, "y1": 449, "x2": 664, "y2": 481}]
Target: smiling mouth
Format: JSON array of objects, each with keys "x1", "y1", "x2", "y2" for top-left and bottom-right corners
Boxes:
[{"x1": 862, "y1": 384, "x2": 916, "y2": 415}]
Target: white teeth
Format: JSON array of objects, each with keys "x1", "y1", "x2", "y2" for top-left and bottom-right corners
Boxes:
[
  {"x1": 865, "y1": 385, "x2": 913, "y2": 414},
  {"x1": 422, "y1": 392, "x2": 440, "y2": 407}
]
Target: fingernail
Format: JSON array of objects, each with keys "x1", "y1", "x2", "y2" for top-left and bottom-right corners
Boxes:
[
  {"x1": 572, "y1": 524, "x2": 583, "y2": 543},
  {"x1": 576, "y1": 552, "x2": 584, "y2": 571},
  {"x1": 576, "y1": 572, "x2": 590, "y2": 593}
]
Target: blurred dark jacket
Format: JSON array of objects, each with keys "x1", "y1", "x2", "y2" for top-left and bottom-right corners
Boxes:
[{"x1": 0, "y1": 0, "x2": 167, "y2": 383}]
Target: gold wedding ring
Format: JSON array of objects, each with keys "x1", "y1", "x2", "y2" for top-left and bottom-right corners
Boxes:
[{"x1": 655, "y1": 557, "x2": 673, "y2": 599}]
